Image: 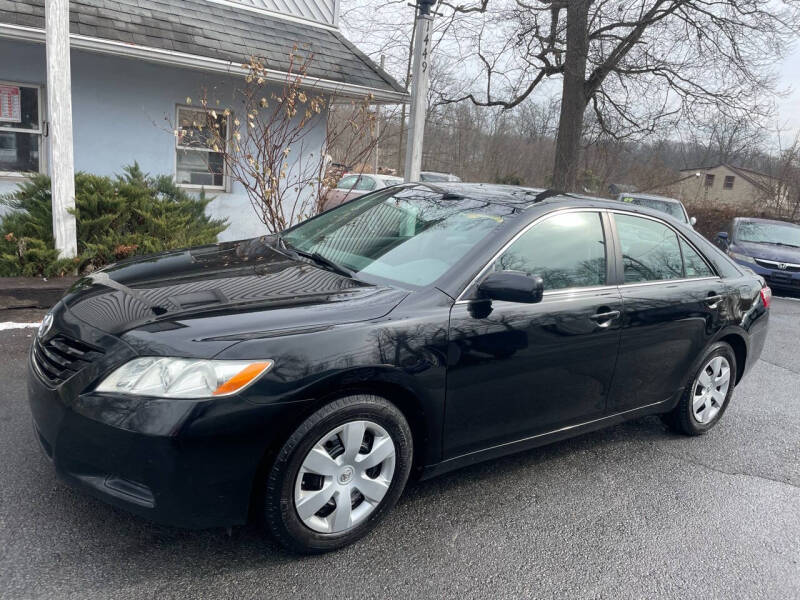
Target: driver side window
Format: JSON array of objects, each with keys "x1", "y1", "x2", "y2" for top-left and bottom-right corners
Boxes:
[{"x1": 492, "y1": 212, "x2": 607, "y2": 291}]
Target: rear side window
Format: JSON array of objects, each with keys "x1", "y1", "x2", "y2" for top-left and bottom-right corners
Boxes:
[
  {"x1": 337, "y1": 175, "x2": 359, "y2": 189},
  {"x1": 614, "y1": 214, "x2": 683, "y2": 283},
  {"x1": 680, "y1": 239, "x2": 714, "y2": 278},
  {"x1": 492, "y1": 211, "x2": 607, "y2": 291}
]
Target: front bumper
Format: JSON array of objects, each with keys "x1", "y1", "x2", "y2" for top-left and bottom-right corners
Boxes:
[
  {"x1": 27, "y1": 348, "x2": 313, "y2": 530},
  {"x1": 734, "y1": 259, "x2": 800, "y2": 291}
]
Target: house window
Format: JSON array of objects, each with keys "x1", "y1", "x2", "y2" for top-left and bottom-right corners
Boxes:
[
  {"x1": 704, "y1": 174, "x2": 715, "y2": 188},
  {"x1": 175, "y1": 106, "x2": 227, "y2": 189},
  {"x1": 0, "y1": 82, "x2": 43, "y2": 176},
  {"x1": 723, "y1": 175, "x2": 735, "y2": 190}
]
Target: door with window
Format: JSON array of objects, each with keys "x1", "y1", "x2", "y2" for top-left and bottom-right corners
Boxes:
[
  {"x1": 444, "y1": 211, "x2": 623, "y2": 458},
  {"x1": 608, "y1": 212, "x2": 725, "y2": 412}
]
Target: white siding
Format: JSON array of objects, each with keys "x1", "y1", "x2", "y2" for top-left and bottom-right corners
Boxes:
[{"x1": 229, "y1": 0, "x2": 337, "y2": 25}]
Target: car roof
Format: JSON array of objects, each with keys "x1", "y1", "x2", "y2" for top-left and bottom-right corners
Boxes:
[{"x1": 405, "y1": 182, "x2": 690, "y2": 224}]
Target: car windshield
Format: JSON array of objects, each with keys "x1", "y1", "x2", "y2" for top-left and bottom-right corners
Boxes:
[
  {"x1": 621, "y1": 196, "x2": 687, "y2": 222},
  {"x1": 282, "y1": 187, "x2": 510, "y2": 287},
  {"x1": 736, "y1": 220, "x2": 800, "y2": 247}
]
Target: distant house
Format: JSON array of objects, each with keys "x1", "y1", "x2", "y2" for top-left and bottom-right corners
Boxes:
[
  {"x1": 0, "y1": 0, "x2": 406, "y2": 240},
  {"x1": 676, "y1": 164, "x2": 785, "y2": 211}
]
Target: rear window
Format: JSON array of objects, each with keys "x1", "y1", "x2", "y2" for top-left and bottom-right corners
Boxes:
[
  {"x1": 691, "y1": 234, "x2": 740, "y2": 278},
  {"x1": 337, "y1": 175, "x2": 375, "y2": 191}
]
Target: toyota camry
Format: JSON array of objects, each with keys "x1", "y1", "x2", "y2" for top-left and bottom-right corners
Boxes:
[{"x1": 28, "y1": 183, "x2": 770, "y2": 553}]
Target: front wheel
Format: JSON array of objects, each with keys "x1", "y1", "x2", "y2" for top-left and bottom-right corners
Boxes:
[
  {"x1": 664, "y1": 342, "x2": 737, "y2": 435},
  {"x1": 263, "y1": 395, "x2": 413, "y2": 553}
]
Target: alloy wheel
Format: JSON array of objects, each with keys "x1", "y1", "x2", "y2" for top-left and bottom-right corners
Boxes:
[
  {"x1": 293, "y1": 420, "x2": 396, "y2": 534},
  {"x1": 692, "y1": 356, "x2": 731, "y2": 424}
]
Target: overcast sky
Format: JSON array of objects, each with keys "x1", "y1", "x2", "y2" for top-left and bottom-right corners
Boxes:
[
  {"x1": 342, "y1": 1, "x2": 800, "y2": 144},
  {"x1": 778, "y1": 44, "x2": 800, "y2": 139}
]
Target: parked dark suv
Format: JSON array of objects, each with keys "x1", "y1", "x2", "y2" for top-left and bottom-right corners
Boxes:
[
  {"x1": 717, "y1": 217, "x2": 800, "y2": 291},
  {"x1": 28, "y1": 184, "x2": 770, "y2": 553}
]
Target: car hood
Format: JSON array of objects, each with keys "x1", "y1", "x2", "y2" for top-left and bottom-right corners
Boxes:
[
  {"x1": 735, "y1": 241, "x2": 800, "y2": 263},
  {"x1": 62, "y1": 237, "x2": 408, "y2": 337}
]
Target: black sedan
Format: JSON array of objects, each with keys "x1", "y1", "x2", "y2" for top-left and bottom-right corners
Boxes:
[{"x1": 28, "y1": 184, "x2": 770, "y2": 553}]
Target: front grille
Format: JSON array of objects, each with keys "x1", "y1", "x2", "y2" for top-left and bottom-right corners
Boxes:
[
  {"x1": 754, "y1": 258, "x2": 800, "y2": 272},
  {"x1": 32, "y1": 334, "x2": 105, "y2": 385}
]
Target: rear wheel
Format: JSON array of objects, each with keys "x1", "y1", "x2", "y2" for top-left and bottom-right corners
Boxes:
[
  {"x1": 263, "y1": 395, "x2": 412, "y2": 553},
  {"x1": 664, "y1": 342, "x2": 737, "y2": 435}
]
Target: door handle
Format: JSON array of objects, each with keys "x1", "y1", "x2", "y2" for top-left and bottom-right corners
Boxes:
[
  {"x1": 590, "y1": 310, "x2": 621, "y2": 327},
  {"x1": 705, "y1": 294, "x2": 723, "y2": 309}
]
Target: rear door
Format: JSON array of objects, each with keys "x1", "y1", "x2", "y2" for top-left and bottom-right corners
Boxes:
[{"x1": 608, "y1": 211, "x2": 727, "y2": 412}]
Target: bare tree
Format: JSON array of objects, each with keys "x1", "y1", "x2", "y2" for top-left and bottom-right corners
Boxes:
[
  {"x1": 436, "y1": 0, "x2": 799, "y2": 191},
  {"x1": 186, "y1": 52, "x2": 379, "y2": 233}
]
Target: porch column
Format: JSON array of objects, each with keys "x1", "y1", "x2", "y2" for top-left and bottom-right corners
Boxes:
[{"x1": 45, "y1": 0, "x2": 78, "y2": 259}]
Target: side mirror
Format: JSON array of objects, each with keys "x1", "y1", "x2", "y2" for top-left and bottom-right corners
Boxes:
[
  {"x1": 716, "y1": 231, "x2": 729, "y2": 249},
  {"x1": 689, "y1": 216, "x2": 697, "y2": 226},
  {"x1": 478, "y1": 271, "x2": 544, "y2": 304}
]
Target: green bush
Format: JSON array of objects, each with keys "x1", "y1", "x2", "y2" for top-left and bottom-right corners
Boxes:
[{"x1": 0, "y1": 164, "x2": 228, "y2": 277}]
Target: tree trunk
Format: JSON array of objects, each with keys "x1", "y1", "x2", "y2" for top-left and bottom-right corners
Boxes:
[{"x1": 551, "y1": 0, "x2": 591, "y2": 192}]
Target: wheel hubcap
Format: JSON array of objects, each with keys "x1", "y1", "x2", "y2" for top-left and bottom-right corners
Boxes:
[
  {"x1": 294, "y1": 420, "x2": 396, "y2": 534},
  {"x1": 692, "y1": 356, "x2": 731, "y2": 424}
]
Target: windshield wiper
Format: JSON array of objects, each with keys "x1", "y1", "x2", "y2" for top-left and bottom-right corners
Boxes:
[
  {"x1": 278, "y1": 236, "x2": 354, "y2": 278},
  {"x1": 752, "y1": 241, "x2": 800, "y2": 249}
]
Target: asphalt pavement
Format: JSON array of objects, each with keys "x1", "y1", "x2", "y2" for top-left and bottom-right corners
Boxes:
[{"x1": 0, "y1": 300, "x2": 798, "y2": 599}]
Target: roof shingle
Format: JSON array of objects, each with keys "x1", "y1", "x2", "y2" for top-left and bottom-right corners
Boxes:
[{"x1": 0, "y1": 0, "x2": 405, "y2": 95}]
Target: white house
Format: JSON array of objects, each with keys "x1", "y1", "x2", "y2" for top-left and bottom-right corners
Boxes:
[{"x1": 0, "y1": 0, "x2": 406, "y2": 240}]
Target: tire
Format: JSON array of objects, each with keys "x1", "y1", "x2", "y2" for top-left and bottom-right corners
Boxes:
[
  {"x1": 663, "y1": 342, "x2": 737, "y2": 436},
  {"x1": 263, "y1": 394, "x2": 413, "y2": 553}
]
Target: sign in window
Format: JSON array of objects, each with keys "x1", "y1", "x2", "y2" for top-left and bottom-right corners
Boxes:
[
  {"x1": 0, "y1": 85, "x2": 21, "y2": 123},
  {"x1": 0, "y1": 82, "x2": 42, "y2": 175}
]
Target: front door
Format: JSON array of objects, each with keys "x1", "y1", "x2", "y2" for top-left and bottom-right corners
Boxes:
[{"x1": 444, "y1": 210, "x2": 623, "y2": 459}]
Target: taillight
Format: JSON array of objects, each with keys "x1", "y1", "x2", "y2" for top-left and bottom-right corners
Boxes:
[{"x1": 760, "y1": 286, "x2": 772, "y2": 309}]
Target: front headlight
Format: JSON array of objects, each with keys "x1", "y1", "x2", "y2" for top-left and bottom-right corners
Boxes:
[
  {"x1": 728, "y1": 250, "x2": 756, "y2": 264},
  {"x1": 95, "y1": 358, "x2": 274, "y2": 399}
]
